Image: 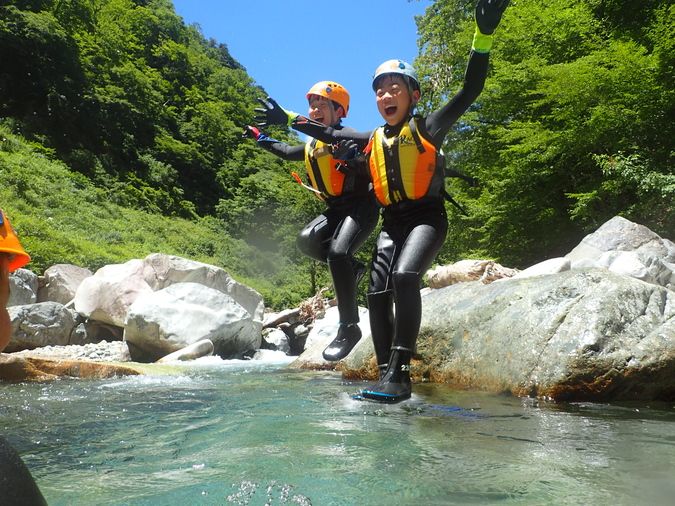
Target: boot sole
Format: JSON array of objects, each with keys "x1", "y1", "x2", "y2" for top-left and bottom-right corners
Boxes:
[{"x1": 360, "y1": 389, "x2": 411, "y2": 404}]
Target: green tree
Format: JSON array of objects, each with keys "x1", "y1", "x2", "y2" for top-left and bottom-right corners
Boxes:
[{"x1": 416, "y1": 0, "x2": 674, "y2": 268}]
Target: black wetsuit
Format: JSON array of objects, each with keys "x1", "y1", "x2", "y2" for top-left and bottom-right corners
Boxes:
[
  {"x1": 289, "y1": 51, "x2": 489, "y2": 380},
  {"x1": 0, "y1": 436, "x2": 48, "y2": 505},
  {"x1": 256, "y1": 124, "x2": 379, "y2": 327}
]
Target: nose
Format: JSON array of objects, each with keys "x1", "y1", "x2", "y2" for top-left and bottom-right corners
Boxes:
[{"x1": 379, "y1": 91, "x2": 393, "y2": 102}]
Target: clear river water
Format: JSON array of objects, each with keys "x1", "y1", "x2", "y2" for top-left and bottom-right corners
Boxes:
[{"x1": 1, "y1": 354, "x2": 674, "y2": 505}]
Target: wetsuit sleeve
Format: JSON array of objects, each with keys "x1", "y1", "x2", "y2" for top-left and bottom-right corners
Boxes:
[
  {"x1": 290, "y1": 117, "x2": 373, "y2": 149},
  {"x1": 256, "y1": 139, "x2": 305, "y2": 162},
  {"x1": 424, "y1": 50, "x2": 489, "y2": 144}
]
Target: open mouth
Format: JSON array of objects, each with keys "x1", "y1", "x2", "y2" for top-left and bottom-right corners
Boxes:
[{"x1": 384, "y1": 105, "x2": 397, "y2": 116}]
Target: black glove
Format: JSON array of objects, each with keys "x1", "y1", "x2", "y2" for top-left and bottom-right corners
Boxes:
[
  {"x1": 333, "y1": 140, "x2": 366, "y2": 176},
  {"x1": 254, "y1": 97, "x2": 290, "y2": 127},
  {"x1": 332, "y1": 139, "x2": 360, "y2": 161},
  {"x1": 475, "y1": 0, "x2": 510, "y2": 35}
]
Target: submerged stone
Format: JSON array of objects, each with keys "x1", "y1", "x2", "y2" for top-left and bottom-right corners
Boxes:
[{"x1": 0, "y1": 354, "x2": 142, "y2": 382}]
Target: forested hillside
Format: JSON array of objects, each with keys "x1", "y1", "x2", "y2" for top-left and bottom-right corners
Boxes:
[
  {"x1": 0, "y1": 0, "x2": 330, "y2": 308},
  {"x1": 416, "y1": 0, "x2": 673, "y2": 266},
  {"x1": 1, "y1": 0, "x2": 672, "y2": 308}
]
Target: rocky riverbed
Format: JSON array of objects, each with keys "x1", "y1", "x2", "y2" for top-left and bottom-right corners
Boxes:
[{"x1": 10, "y1": 340, "x2": 131, "y2": 362}]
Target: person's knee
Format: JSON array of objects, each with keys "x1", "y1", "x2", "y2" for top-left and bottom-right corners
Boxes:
[
  {"x1": 367, "y1": 271, "x2": 389, "y2": 295},
  {"x1": 392, "y1": 269, "x2": 420, "y2": 294},
  {"x1": 327, "y1": 243, "x2": 349, "y2": 263},
  {"x1": 367, "y1": 289, "x2": 392, "y2": 308},
  {"x1": 295, "y1": 228, "x2": 312, "y2": 254},
  {"x1": 296, "y1": 229, "x2": 324, "y2": 261}
]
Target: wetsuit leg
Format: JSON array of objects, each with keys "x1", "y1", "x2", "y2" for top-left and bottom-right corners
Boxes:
[
  {"x1": 322, "y1": 199, "x2": 379, "y2": 361},
  {"x1": 327, "y1": 200, "x2": 379, "y2": 323},
  {"x1": 391, "y1": 218, "x2": 447, "y2": 351},
  {"x1": 367, "y1": 290, "x2": 394, "y2": 371},
  {"x1": 362, "y1": 210, "x2": 448, "y2": 403},
  {"x1": 366, "y1": 230, "x2": 397, "y2": 369}
]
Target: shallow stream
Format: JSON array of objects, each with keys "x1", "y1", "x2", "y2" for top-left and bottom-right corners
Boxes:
[{"x1": 1, "y1": 355, "x2": 674, "y2": 505}]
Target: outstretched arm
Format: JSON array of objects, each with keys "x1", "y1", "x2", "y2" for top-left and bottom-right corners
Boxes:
[
  {"x1": 290, "y1": 117, "x2": 372, "y2": 148},
  {"x1": 425, "y1": 0, "x2": 510, "y2": 143},
  {"x1": 254, "y1": 98, "x2": 372, "y2": 147},
  {"x1": 243, "y1": 125, "x2": 305, "y2": 161}
]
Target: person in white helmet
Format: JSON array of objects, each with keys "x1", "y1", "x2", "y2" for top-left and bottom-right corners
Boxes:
[{"x1": 257, "y1": 0, "x2": 510, "y2": 402}]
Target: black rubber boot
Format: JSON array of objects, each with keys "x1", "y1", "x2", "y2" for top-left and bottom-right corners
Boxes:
[
  {"x1": 322, "y1": 323, "x2": 362, "y2": 361},
  {"x1": 367, "y1": 290, "x2": 394, "y2": 367},
  {"x1": 361, "y1": 347, "x2": 412, "y2": 403}
]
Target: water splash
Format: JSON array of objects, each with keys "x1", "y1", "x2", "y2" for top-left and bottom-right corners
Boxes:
[{"x1": 226, "y1": 480, "x2": 312, "y2": 505}]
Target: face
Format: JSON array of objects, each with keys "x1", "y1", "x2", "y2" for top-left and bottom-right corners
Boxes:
[
  {"x1": 307, "y1": 95, "x2": 342, "y2": 126},
  {"x1": 375, "y1": 75, "x2": 420, "y2": 126},
  {"x1": 0, "y1": 254, "x2": 10, "y2": 307}
]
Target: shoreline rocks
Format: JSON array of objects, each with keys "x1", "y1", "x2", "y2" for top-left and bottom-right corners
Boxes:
[{"x1": 2, "y1": 216, "x2": 674, "y2": 401}]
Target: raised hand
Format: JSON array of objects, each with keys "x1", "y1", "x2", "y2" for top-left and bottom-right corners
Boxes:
[
  {"x1": 475, "y1": 0, "x2": 510, "y2": 35},
  {"x1": 254, "y1": 97, "x2": 290, "y2": 127}
]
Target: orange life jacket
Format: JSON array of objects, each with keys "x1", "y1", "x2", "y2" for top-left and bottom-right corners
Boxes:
[
  {"x1": 366, "y1": 117, "x2": 445, "y2": 207},
  {"x1": 304, "y1": 139, "x2": 347, "y2": 200}
]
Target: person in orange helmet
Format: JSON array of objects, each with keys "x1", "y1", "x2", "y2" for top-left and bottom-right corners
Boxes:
[
  {"x1": 0, "y1": 211, "x2": 47, "y2": 506},
  {"x1": 244, "y1": 81, "x2": 378, "y2": 361},
  {"x1": 1, "y1": 208, "x2": 30, "y2": 352},
  {"x1": 257, "y1": 0, "x2": 510, "y2": 402}
]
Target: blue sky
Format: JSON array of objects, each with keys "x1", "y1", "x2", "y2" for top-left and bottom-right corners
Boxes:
[{"x1": 172, "y1": 0, "x2": 433, "y2": 133}]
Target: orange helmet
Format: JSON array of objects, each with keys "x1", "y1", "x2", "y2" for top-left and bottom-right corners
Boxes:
[
  {"x1": 0, "y1": 209, "x2": 30, "y2": 272},
  {"x1": 306, "y1": 81, "x2": 350, "y2": 117}
]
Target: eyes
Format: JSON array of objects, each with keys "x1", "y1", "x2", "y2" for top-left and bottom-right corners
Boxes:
[
  {"x1": 376, "y1": 84, "x2": 404, "y2": 98},
  {"x1": 309, "y1": 99, "x2": 331, "y2": 111}
]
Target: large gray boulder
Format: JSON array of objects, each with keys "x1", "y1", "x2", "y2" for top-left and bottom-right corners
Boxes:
[
  {"x1": 395, "y1": 269, "x2": 673, "y2": 401},
  {"x1": 142, "y1": 253, "x2": 264, "y2": 323},
  {"x1": 565, "y1": 216, "x2": 675, "y2": 289},
  {"x1": 5, "y1": 302, "x2": 78, "y2": 352},
  {"x1": 339, "y1": 269, "x2": 674, "y2": 400},
  {"x1": 124, "y1": 282, "x2": 262, "y2": 361},
  {"x1": 8, "y1": 269, "x2": 38, "y2": 307}
]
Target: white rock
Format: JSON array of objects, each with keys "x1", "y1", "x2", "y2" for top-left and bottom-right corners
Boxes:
[
  {"x1": 74, "y1": 259, "x2": 152, "y2": 327},
  {"x1": 124, "y1": 282, "x2": 261, "y2": 361},
  {"x1": 157, "y1": 339, "x2": 215, "y2": 363}
]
